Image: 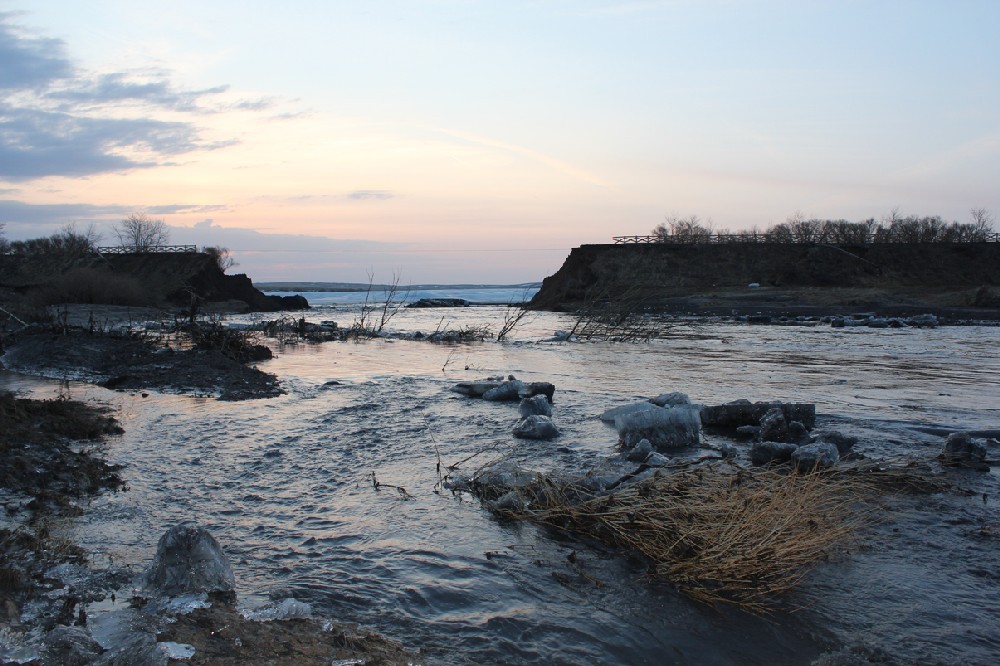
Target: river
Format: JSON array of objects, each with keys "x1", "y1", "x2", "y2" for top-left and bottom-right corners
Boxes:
[{"x1": 2, "y1": 295, "x2": 998, "y2": 665}]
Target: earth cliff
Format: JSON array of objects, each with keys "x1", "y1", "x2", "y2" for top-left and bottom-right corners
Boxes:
[
  {"x1": 0, "y1": 251, "x2": 307, "y2": 313},
  {"x1": 529, "y1": 242, "x2": 1000, "y2": 318}
]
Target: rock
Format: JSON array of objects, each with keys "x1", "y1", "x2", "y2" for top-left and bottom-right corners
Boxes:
[
  {"x1": 750, "y1": 441, "x2": 799, "y2": 466},
  {"x1": 472, "y1": 462, "x2": 540, "y2": 499},
  {"x1": 791, "y1": 442, "x2": 840, "y2": 472},
  {"x1": 407, "y1": 298, "x2": 470, "y2": 308},
  {"x1": 717, "y1": 443, "x2": 739, "y2": 459},
  {"x1": 600, "y1": 402, "x2": 663, "y2": 424},
  {"x1": 518, "y1": 395, "x2": 552, "y2": 418},
  {"x1": 450, "y1": 381, "x2": 501, "y2": 397},
  {"x1": 616, "y1": 406, "x2": 701, "y2": 450},
  {"x1": 142, "y1": 524, "x2": 236, "y2": 602},
  {"x1": 625, "y1": 438, "x2": 654, "y2": 462},
  {"x1": 645, "y1": 452, "x2": 671, "y2": 466},
  {"x1": 93, "y1": 630, "x2": 166, "y2": 666},
  {"x1": 701, "y1": 402, "x2": 816, "y2": 430},
  {"x1": 816, "y1": 431, "x2": 858, "y2": 456},
  {"x1": 649, "y1": 392, "x2": 691, "y2": 407},
  {"x1": 518, "y1": 381, "x2": 556, "y2": 403},
  {"x1": 41, "y1": 625, "x2": 104, "y2": 665},
  {"x1": 908, "y1": 314, "x2": 938, "y2": 328},
  {"x1": 941, "y1": 432, "x2": 988, "y2": 466},
  {"x1": 488, "y1": 490, "x2": 526, "y2": 513},
  {"x1": 483, "y1": 380, "x2": 527, "y2": 401},
  {"x1": 735, "y1": 425, "x2": 760, "y2": 440},
  {"x1": 788, "y1": 421, "x2": 811, "y2": 445},
  {"x1": 513, "y1": 415, "x2": 560, "y2": 440},
  {"x1": 759, "y1": 408, "x2": 789, "y2": 442}
]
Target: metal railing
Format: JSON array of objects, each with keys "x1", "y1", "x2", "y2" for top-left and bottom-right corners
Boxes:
[
  {"x1": 96, "y1": 245, "x2": 199, "y2": 254},
  {"x1": 612, "y1": 233, "x2": 1000, "y2": 245}
]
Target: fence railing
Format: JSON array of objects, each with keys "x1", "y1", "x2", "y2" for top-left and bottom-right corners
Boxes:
[
  {"x1": 96, "y1": 245, "x2": 199, "y2": 254},
  {"x1": 612, "y1": 233, "x2": 1000, "y2": 245}
]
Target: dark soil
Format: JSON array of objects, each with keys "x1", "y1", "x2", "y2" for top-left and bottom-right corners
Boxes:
[
  {"x1": 0, "y1": 391, "x2": 128, "y2": 643},
  {"x1": 2, "y1": 329, "x2": 282, "y2": 401},
  {"x1": 0, "y1": 391, "x2": 126, "y2": 508},
  {"x1": 157, "y1": 605, "x2": 418, "y2": 665}
]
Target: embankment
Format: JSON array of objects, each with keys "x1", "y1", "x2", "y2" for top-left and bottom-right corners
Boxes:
[
  {"x1": 530, "y1": 242, "x2": 1000, "y2": 318},
  {"x1": 0, "y1": 252, "x2": 307, "y2": 313}
]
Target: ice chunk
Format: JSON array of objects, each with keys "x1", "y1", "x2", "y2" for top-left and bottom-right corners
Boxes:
[{"x1": 159, "y1": 642, "x2": 196, "y2": 659}]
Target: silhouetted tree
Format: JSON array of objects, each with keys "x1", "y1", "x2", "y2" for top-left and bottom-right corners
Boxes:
[
  {"x1": 7, "y1": 224, "x2": 101, "y2": 258},
  {"x1": 652, "y1": 215, "x2": 713, "y2": 242},
  {"x1": 114, "y1": 212, "x2": 169, "y2": 252}
]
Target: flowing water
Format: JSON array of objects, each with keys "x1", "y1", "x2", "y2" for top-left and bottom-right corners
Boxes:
[{"x1": 3, "y1": 298, "x2": 999, "y2": 665}]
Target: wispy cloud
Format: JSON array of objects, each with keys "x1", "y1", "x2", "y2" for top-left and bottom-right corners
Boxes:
[
  {"x1": 0, "y1": 13, "x2": 249, "y2": 183},
  {"x1": 428, "y1": 126, "x2": 613, "y2": 188},
  {"x1": 48, "y1": 72, "x2": 229, "y2": 112},
  {"x1": 348, "y1": 190, "x2": 394, "y2": 201}
]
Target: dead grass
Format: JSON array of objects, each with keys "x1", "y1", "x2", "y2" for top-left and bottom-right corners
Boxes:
[{"x1": 496, "y1": 463, "x2": 874, "y2": 611}]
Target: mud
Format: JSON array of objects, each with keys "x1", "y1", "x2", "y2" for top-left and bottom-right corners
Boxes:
[
  {"x1": 2, "y1": 329, "x2": 281, "y2": 401},
  {"x1": 157, "y1": 604, "x2": 417, "y2": 665}
]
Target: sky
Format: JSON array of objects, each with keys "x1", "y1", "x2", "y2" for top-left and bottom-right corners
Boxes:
[{"x1": 1, "y1": 1, "x2": 998, "y2": 284}]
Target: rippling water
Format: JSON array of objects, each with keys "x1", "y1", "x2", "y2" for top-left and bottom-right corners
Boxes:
[{"x1": 4, "y1": 303, "x2": 998, "y2": 665}]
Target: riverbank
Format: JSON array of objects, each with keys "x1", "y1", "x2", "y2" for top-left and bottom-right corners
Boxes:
[{"x1": 529, "y1": 242, "x2": 1000, "y2": 320}]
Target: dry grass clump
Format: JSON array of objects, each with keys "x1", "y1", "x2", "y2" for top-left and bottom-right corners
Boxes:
[{"x1": 500, "y1": 463, "x2": 873, "y2": 611}]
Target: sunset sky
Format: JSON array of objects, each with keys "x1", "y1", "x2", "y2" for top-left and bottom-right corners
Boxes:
[{"x1": 2, "y1": 1, "x2": 998, "y2": 283}]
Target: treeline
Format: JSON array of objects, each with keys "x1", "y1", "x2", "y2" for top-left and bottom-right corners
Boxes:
[
  {"x1": 0, "y1": 216, "x2": 236, "y2": 272},
  {"x1": 651, "y1": 209, "x2": 996, "y2": 244},
  {"x1": 0, "y1": 224, "x2": 101, "y2": 259}
]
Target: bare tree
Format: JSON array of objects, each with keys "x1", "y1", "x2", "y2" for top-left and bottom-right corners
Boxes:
[
  {"x1": 115, "y1": 212, "x2": 170, "y2": 252},
  {"x1": 970, "y1": 208, "x2": 995, "y2": 239}
]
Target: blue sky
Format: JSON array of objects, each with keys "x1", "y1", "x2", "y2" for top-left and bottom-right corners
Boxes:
[{"x1": 1, "y1": 1, "x2": 998, "y2": 282}]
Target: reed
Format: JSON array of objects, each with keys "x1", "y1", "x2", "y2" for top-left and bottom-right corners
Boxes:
[{"x1": 498, "y1": 463, "x2": 873, "y2": 611}]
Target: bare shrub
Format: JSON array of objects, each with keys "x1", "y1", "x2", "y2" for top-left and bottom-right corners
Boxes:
[
  {"x1": 496, "y1": 289, "x2": 535, "y2": 342},
  {"x1": 350, "y1": 271, "x2": 409, "y2": 337},
  {"x1": 203, "y1": 246, "x2": 237, "y2": 272}
]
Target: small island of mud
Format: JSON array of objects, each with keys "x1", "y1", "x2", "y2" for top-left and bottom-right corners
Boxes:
[{"x1": 2, "y1": 305, "x2": 282, "y2": 401}]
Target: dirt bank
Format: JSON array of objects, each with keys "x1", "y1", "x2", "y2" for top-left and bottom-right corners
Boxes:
[
  {"x1": 0, "y1": 251, "x2": 308, "y2": 313},
  {"x1": 530, "y1": 242, "x2": 1000, "y2": 319}
]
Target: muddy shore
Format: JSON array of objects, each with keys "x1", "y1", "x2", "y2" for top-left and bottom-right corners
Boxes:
[{"x1": 2, "y1": 304, "x2": 282, "y2": 402}]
